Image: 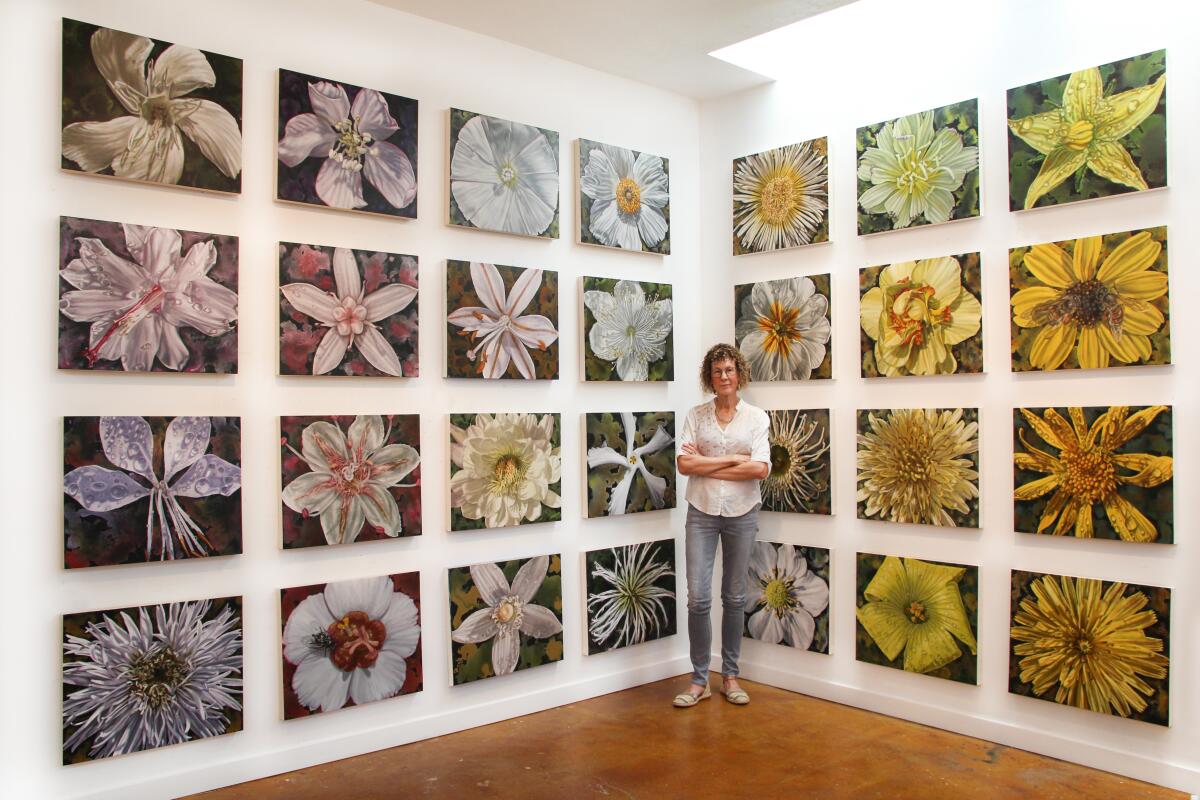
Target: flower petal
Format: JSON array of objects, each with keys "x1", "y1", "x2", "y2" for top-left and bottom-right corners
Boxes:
[
  {"x1": 1072, "y1": 236, "x2": 1102, "y2": 281},
  {"x1": 470, "y1": 562, "x2": 511, "y2": 606},
  {"x1": 156, "y1": 323, "x2": 189, "y2": 370},
  {"x1": 163, "y1": 416, "x2": 211, "y2": 480},
  {"x1": 174, "y1": 98, "x2": 241, "y2": 179},
  {"x1": 58, "y1": 290, "x2": 132, "y2": 323},
  {"x1": 363, "y1": 141, "x2": 416, "y2": 210},
  {"x1": 283, "y1": 592, "x2": 335, "y2": 665},
  {"x1": 510, "y1": 314, "x2": 558, "y2": 351},
  {"x1": 64, "y1": 465, "x2": 149, "y2": 511},
  {"x1": 606, "y1": 469, "x2": 636, "y2": 515},
  {"x1": 504, "y1": 334, "x2": 536, "y2": 380},
  {"x1": 99, "y1": 416, "x2": 155, "y2": 479},
  {"x1": 363, "y1": 284, "x2": 416, "y2": 322},
  {"x1": 281, "y1": 471, "x2": 337, "y2": 516},
  {"x1": 332, "y1": 248, "x2": 362, "y2": 301},
  {"x1": 504, "y1": 268, "x2": 542, "y2": 317},
  {"x1": 1007, "y1": 109, "x2": 1066, "y2": 157},
  {"x1": 1114, "y1": 453, "x2": 1173, "y2": 489},
  {"x1": 325, "y1": 575, "x2": 394, "y2": 620},
  {"x1": 89, "y1": 27, "x2": 150, "y2": 112},
  {"x1": 307, "y1": 82, "x2": 351, "y2": 126},
  {"x1": 856, "y1": 601, "x2": 910, "y2": 663},
  {"x1": 1087, "y1": 141, "x2": 1149, "y2": 192},
  {"x1": 1023, "y1": 243, "x2": 1075, "y2": 289},
  {"x1": 61, "y1": 117, "x2": 141, "y2": 172},
  {"x1": 470, "y1": 262, "x2": 507, "y2": 314},
  {"x1": 281, "y1": 283, "x2": 339, "y2": 325},
  {"x1": 451, "y1": 608, "x2": 500, "y2": 644},
  {"x1": 491, "y1": 629, "x2": 520, "y2": 675},
  {"x1": 511, "y1": 555, "x2": 549, "y2": 603},
  {"x1": 1063, "y1": 67, "x2": 1102, "y2": 121},
  {"x1": 351, "y1": 88, "x2": 399, "y2": 139},
  {"x1": 380, "y1": 591, "x2": 421, "y2": 658},
  {"x1": 315, "y1": 158, "x2": 366, "y2": 209},
  {"x1": 353, "y1": 326, "x2": 403, "y2": 376},
  {"x1": 519, "y1": 604, "x2": 562, "y2": 639},
  {"x1": 1029, "y1": 324, "x2": 1077, "y2": 371},
  {"x1": 1103, "y1": 492, "x2": 1158, "y2": 543},
  {"x1": 586, "y1": 446, "x2": 626, "y2": 469},
  {"x1": 370, "y1": 444, "x2": 420, "y2": 486},
  {"x1": 1097, "y1": 231, "x2": 1160, "y2": 284},
  {"x1": 1093, "y1": 75, "x2": 1165, "y2": 140},
  {"x1": 171, "y1": 454, "x2": 240, "y2": 498},
  {"x1": 148, "y1": 45, "x2": 215, "y2": 97},
  {"x1": 292, "y1": 655, "x2": 350, "y2": 712},
  {"x1": 312, "y1": 328, "x2": 350, "y2": 375},
  {"x1": 278, "y1": 112, "x2": 335, "y2": 168},
  {"x1": 1023, "y1": 147, "x2": 1088, "y2": 209},
  {"x1": 347, "y1": 415, "x2": 385, "y2": 453},
  {"x1": 348, "y1": 648, "x2": 408, "y2": 706},
  {"x1": 301, "y1": 420, "x2": 349, "y2": 472},
  {"x1": 113, "y1": 122, "x2": 184, "y2": 184},
  {"x1": 784, "y1": 609, "x2": 816, "y2": 649}
]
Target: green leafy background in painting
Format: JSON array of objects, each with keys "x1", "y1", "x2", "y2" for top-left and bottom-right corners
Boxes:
[
  {"x1": 61, "y1": 18, "x2": 242, "y2": 193},
  {"x1": 744, "y1": 543, "x2": 830, "y2": 654},
  {"x1": 445, "y1": 261, "x2": 558, "y2": 379},
  {"x1": 859, "y1": 253, "x2": 983, "y2": 377},
  {"x1": 449, "y1": 109, "x2": 559, "y2": 239},
  {"x1": 855, "y1": 553, "x2": 977, "y2": 684},
  {"x1": 448, "y1": 413, "x2": 562, "y2": 530},
  {"x1": 762, "y1": 409, "x2": 831, "y2": 515},
  {"x1": 578, "y1": 139, "x2": 670, "y2": 254},
  {"x1": 1007, "y1": 50, "x2": 1166, "y2": 211},
  {"x1": 1009, "y1": 227, "x2": 1170, "y2": 371},
  {"x1": 582, "y1": 278, "x2": 674, "y2": 381},
  {"x1": 1009, "y1": 570, "x2": 1169, "y2": 725},
  {"x1": 585, "y1": 540, "x2": 677, "y2": 655},
  {"x1": 449, "y1": 555, "x2": 563, "y2": 685},
  {"x1": 733, "y1": 273, "x2": 832, "y2": 380},
  {"x1": 585, "y1": 411, "x2": 676, "y2": 517},
  {"x1": 732, "y1": 138, "x2": 830, "y2": 255},
  {"x1": 856, "y1": 100, "x2": 979, "y2": 234},
  {"x1": 1013, "y1": 406, "x2": 1173, "y2": 543}
]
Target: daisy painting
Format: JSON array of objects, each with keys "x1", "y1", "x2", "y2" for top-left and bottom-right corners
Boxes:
[
  {"x1": 578, "y1": 139, "x2": 669, "y2": 254},
  {"x1": 733, "y1": 138, "x2": 828, "y2": 255},
  {"x1": 585, "y1": 540, "x2": 677, "y2": 654},
  {"x1": 744, "y1": 543, "x2": 829, "y2": 653},
  {"x1": 61, "y1": 19, "x2": 242, "y2": 193},
  {"x1": 734, "y1": 275, "x2": 832, "y2": 381},
  {"x1": 581, "y1": 278, "x2": 673, "y2": 382}
]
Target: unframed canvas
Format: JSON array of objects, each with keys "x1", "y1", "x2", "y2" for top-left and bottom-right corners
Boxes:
[
  {"x1": 583, "y1": 411, "x2": 676, "y2": 518},
  {"x1": 585, "y1": 540, "x2": 677, "y2": 654},
  {"x1": 577, "y1": 138, "x2": 670, "y2": 254}
]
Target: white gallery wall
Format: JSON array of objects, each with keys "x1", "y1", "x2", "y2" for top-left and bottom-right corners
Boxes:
[{"x1": 698, "y1": 0, "x2": 1198, "y2": 793}]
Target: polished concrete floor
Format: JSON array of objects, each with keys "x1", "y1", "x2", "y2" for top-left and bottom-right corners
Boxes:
[{"x1": 187, "y1": 674, "x2": 1184, "y2": 800}]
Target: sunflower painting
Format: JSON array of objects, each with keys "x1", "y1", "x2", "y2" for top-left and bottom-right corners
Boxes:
[
  {"x1": 856, "y1": 100, "x2": 979, "y2": 235},
  {"x1": 1007, "y1": 51, "x2": 1166, "y2": 211},
  {"x1": 856, "y1": 553, "x2": 978, "y2": 684},
  {"x1": 1010, "y1": 228, "x2": 1170, "y2": 372},
  {"x1": 860, "y1": 253, "x2": 983, "y2": 377},
  {"x1": 734, "y1": 275, "x2": 832, "y2": 381},
  {"x1": 578, "y1": 139, "x2": 669, "y2": 254},
  {"x1": 761, "y1": 409, "x2": 831, "y2": 515},
  {"x1": 1010, "y1": 570, "x2": 1169, "y2": 725},
  {"x1": 1014, "y1": 406, "x2": 1173, "y2": 544},
  {"x1": 732, "y1": 138, "x2": 829, "y2": 255}
]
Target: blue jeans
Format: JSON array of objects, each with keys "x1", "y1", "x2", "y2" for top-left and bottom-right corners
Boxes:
[{"x1": 685, "y1": 503, "x2": 758, "y2": 685}]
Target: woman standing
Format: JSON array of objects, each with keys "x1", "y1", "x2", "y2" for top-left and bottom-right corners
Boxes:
[{"x1": 673, "y1": 343, "x2": 769, "y2": 707}]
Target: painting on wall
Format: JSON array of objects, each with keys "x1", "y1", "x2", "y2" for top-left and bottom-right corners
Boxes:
[
  {"x1": 1009, "y1": 228, "x2": 1170, "y2": 372},
  {"x1": 448, "y1": 413, "x2": 561, "y2": 530},
  {"x1": 585, "y1": 540, "x2": 676, "y2": 654},
  {"x1": 449, "y1": 109, "x2": 559, "y2": 238},
  {"x1": 856, "y1": 100, "x2": 979, "y2": 234},
  {"x1": 58, "y1": 217, "x2": 239, "y2": 374},
  {"x1": 63, "y1": 596, "x2": 243, "y2": 763},
  {"x1": 281, "y1": 573, "x2": 421, "y2": 719},
  {"x1": 278, "y1": 243, "x2": 418, "y2": 377},
  {"x1": 732, "y1": 138, "x2": 829, "y2": 255},
  {"x1": 276, "y1": 68, "x2": 417, "y2": 218},
  {"x1": 859, "y1": 253, "x2": 983, "y2": 377},
  {"x1": 446, "y1": 261, "x2": 558, "y2": 380},
  {"x1": 1013, "y1": 406, "x2": 1172, "y2": 544},
  {"x1": 578, "y1": 139, "x2": 669, "y2": 254},
  {"x1": 61, "y1": 18, "x2": 242, "y2": 193},
  {"x1": 581, "y1": 278, "x2": 673, "y2": 382},
  {"x1": 280, "y1": 414, "x2": 421, "y2": 549},
  {"x1": 449, "y1": 554, "x2": 564, "y2": 684},
  {"x1": 64, "y1": 416, "x2": 241, "y2": 568},
  {"x1": 745, "y1": 542, "x2": 829, "y2": 654},
  {"x1": 856, "y1": 409, "x2": 979, "y2": 528},
  {"x1": 584, "y1": 411, "x2": 676, "y2": 517},
  {"x1": 734, "y1": 275, "x2": 831, "y2": 381},
  {"x1": 761, "y1": 409, "x2": 831, "y2": 514},
  {"x1": 1010, "y1": 570, "x2": 1169, "y2": 725},
  {"x1": 856, "y1": 553, "x2": 977, "y2": 684},
  {"x1": 1007, "y1": 50, "x2": 1166, "y2": 211}
]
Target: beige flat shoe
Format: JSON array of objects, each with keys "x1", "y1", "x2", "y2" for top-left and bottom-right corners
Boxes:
[
  {"x1": 672, "y1": 686, "x2": 711, "y2": 708},
  {"x1": 722, "y1": 685, "x2": 750, "y2": 705}
]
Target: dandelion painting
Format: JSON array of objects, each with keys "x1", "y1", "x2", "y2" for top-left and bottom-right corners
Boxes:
[
  {"x1": 856, "y1": 553, "x2": 977, "y2": 684},
  {"x1": 582, "y1": 278, "x2": 672, "y2": 381},
  {"x1": 279, "y1": 243, "x2": 418, "y2": 377},
  {"x1": 745, "y1": 542, "x2": 829, "y2": 653},
  {"x1": 1008, "y1": 50, "x2": 1166, "y2": 211},
  {"x1": 280, "y1": 415, "x2": 421, "y2": 549},
  {"x1": 276, "y1": 69, "x2": 416, "y2": 218},
  {"x1": 761, "y1": 409, "x2": 831, "y2": 515},
  {"x1": 446, "y1": 261, "x2": 558, "y2": 380},
  {"x1": 58, "y1": 216, "x2": 239, "y2": 373},
  {"x1": 1010, "y1": 228, "x2": 1170, "y2": 372},
  {"x1": 281, "y1": 573, "x2": 421, "y2": 719},
  {"x1": 734, "y1": 275, "x2": 831, "y2": 381},
  {"x1": 63, "y1": 596, "x2": 243, "y2": 763},
  {"x1": 1014, "y1": 406, "x2": 1173, "y2": 544},
  {"x1": 585, "y1": 540, "x2": 677, "y2": 654},
  {"x1": 860, "y1": 253, "x2": 983, "y2": 377},
  {"x1": 578, "y1": 139, "x2": 669, "y2": 254},
  {"x1": 732, "y1": 138, "x2": 828, "y2": 255},
  {"x1": 64, "y1": 416, "x2": 241, "y2": 568},
  {"x1": 856, "y1": 100, "x2": 979, "y2": 234},
  {"x1": 1010, "y1": 570, "x2": 1169, "y2": 725},
  {"x1": 449, "y1": 413, "x2": 562, "y2": 531},
  {"x1": 61, "y1": 19, "x2": 242, "y2": 193},
  {"x1": 857, "y1": 409, "x2": 980, "y2": 528},
  {"x1": 449, "y1": 554, "x2": 564, "y2": 684},
  {"x1": 449, "y1": 109, "x2": 559, "y2": 238},
  {"x1": 585, "y1": 412, "x2": 675, "y2": 518}
]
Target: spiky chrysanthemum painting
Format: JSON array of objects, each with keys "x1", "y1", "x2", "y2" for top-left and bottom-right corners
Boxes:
[
  {"x1": 1008, "y1": 51, "x2": 1166, "y2": 211},
  {"x1": 1010, "y1": 570, "x2": 1169, "y2": 725},
  {"x1": 578, "y1": 139, "x2": 669, "y2": 254},
  {"x1": 761, "y1": 409, "x2": 831, "y2": 514},
  {"x1": 744, "y1": 542, "x2": 829, "y2": 653},
  {"x1": 585, "y1": 540, "x2": 677, "y2": 654},
  {"x1": 732, "y1": 138, "x2": 829, "y2": 255},
  {"x1": 585, "y1": 412, "x2": 676, "y2": 517}
]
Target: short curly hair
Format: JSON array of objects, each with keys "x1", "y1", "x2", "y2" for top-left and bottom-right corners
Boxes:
[{"x1": 700, "y1": 343, "x2": 750, "y2": 394}]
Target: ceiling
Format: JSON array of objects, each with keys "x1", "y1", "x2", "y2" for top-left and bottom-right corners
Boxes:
[{"x1": 368, "y1": 0, "x2": 858, "y2": 99}]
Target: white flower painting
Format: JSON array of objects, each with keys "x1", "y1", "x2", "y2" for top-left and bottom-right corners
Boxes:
[
  {"x1": 734, "y1": 275, "x2": 833, "y2": 381},
  {"x1": 582, "y1": 278, "x2": 673, "y2": 382},
  {"x1": 586, "y1": 541, "x2": 677, "y2": 654},
  {"x1": 585, "y1": 412, "x2": 676, "y2": 517},
  {"x1": 745, "y1": 542, "x2": 830, "y2": 652},
  {"x1": 579, "y1": 139, "x2": 670, "y2": 253},
  {"x1": 449, "y1": 413, "x2": 562, "y2": 530}
]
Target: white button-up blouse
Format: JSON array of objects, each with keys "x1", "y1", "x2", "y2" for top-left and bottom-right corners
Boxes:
[{"x1": 679, "y1": 398, "x2": 770, "y2": 517}]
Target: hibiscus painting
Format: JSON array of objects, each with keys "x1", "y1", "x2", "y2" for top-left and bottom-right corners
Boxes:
[
  {"x1": 58, "y1": 217, "x2": 239, "y2": 373},
  {"x1": 446, "y1": 261, "x2": 559, "y2": 380},
  {"x1": 585, "y1": 412, "x2": 676, "y2": 518},
  {"x1": 744, "y1": 543, "x2": 829, "y2": 654},
  {"x1": 449, "y1": 109, "x2": 559, "y2": 238},
  {"x1": 279, "y1": 243, "x2": 418, "y2": 377},
  {"x1": 64, "y1": 416, "x2": 242, "y2": 568},
  {"x1": 449, "y1": 554, "x2": 564, "y2": 684},
  {"x1": 61, "y1": 19, "x2": 242, "y2": 193},
  {"x1": 733, "y1": 138, "x2": 829, "y2": 255},
  {"x1": 276, "y1": 69, "x2": 417, "y2": 218},
  {"x1": 281, "y1": 573, "x2": 421, "y2": 719},
  {"x1": 578, "y1": 139, "x2": 669, "y2": 254},
  {"x1": 280, "y1": 415, "x2": 421, "y2": 549},
  {"x1": 734, "y1": 275, "x2": 832, "y2": 381},
  {"x1": 582, "y1": 278, "x2": 673, "y2": 382}
]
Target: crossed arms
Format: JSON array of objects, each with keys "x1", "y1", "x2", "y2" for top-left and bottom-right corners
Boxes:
[{"x1": 678, "y1": 442, "x2": 769, "y2": 481}]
